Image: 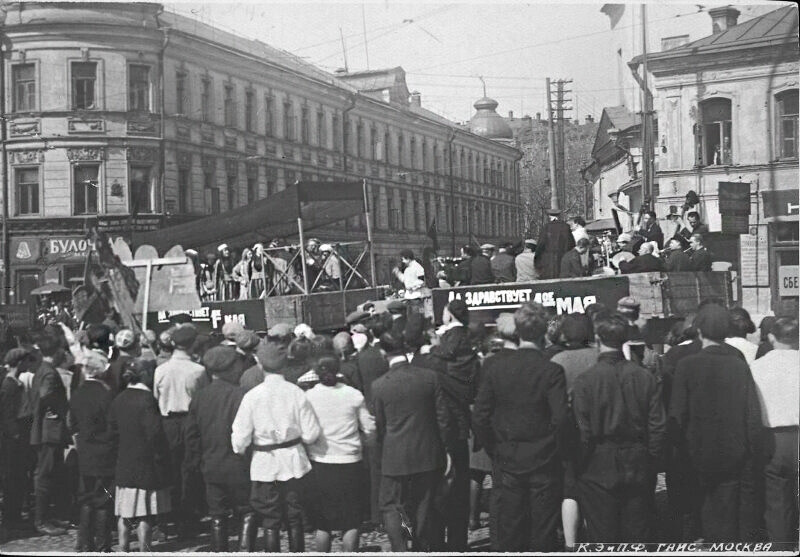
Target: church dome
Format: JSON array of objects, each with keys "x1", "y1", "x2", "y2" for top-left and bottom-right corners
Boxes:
[{"x1": 469, "y1": 97, "x2": 513, "y2": 139}]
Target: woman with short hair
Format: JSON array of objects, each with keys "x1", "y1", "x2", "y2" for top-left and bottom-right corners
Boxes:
[
  {"x1": 304, "y1": 355, "x2": 376, "y2": 552},
  {"x1": 108, "y1": 359, "x2": 172, "y2": 552}
]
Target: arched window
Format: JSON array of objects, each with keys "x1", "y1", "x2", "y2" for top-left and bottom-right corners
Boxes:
[
  {"x1": 698, "y1": 98, "x2": 732, "y2": 166},
  {"x1": 776, "y1": 89, "x2": 799, "y2": 159}
]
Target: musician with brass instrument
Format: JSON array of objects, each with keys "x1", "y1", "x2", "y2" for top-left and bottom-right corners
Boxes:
[{"x1": 662, "y1": 236, "x2": 693, "y2": 272}]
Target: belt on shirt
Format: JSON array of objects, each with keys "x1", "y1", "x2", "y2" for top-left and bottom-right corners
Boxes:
[
  {"x1": 165, "y1": 411, "x2": 188, "y2": 418},
  {"x1": 252, "y1": 437, "x2": 301, "y2": 452}
]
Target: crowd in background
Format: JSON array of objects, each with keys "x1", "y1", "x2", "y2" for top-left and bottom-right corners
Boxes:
[{"x1": 1, "y1": 275, "x2": 797, "y2": 552}]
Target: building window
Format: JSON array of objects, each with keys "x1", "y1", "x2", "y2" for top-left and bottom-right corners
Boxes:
[
  {"x1": 285, "y1": 169, "x2": 296, "y2": 186},
  {"x1": 343, "y1": 118, "x2": 351, "y2": 154},
  {"x1": 400, "y1": 194, "x2": 407, "y2": 230},
  {"x1": 410, "y1": 137, "x2": 417, "y2": 169},
  {"x1": 356, "y1": 122, "x2": 364, "y2": 158},
  {"x1": 317, "y1": 110, "x2": 326, "y2": 148},
  {"x1": 776, "y1": 89, "x2": 799, "y2": 159},
  {"x1": 422, "y1": 140, "x2": 428, "y2": 171},
  {"x1": 72, "y1": 62, "x2": 97, "y2": 110},
  {"x1": 12, "y1": 64, "x2": 36, "y2": 112},
  {"x1": 209, "y1": 187, "x2": 220, "y2": 214},
  {"x1": 178, "y1": 167, "x2": 190, "y2": 213},
  {"x1": 301, "y1": 107, "x2": 310, "y2": 144},
  {"x1": 247, "y1": 173, "x2": 257, "y2": 204},
  {"x1": 283, "y1": 100, "x2": 295, "y2": 141},
  {"x1": 128, "y1": 64, "x2": 151, "y2": 112},
  {"x1": 369, "y1": 126, "x2": 378, "y2": 160},
  {"x1": 266, "y1": 168, "x2": 277, "y2": 196},
  {"x1": 227, "y1": 171, "x2": 237, "y2": 210},
  {"x1": 224, "y1": 84, "x2": 236, "y2": 127},
  {"x1": 384, "y1": 132, "x2": 391, "y2": 163},
  {"x1": 73, "y1": 165, "x2": 99, "y2": 215},
  {"x1": 15, "y1": 167, "x2": 39, "y2": 215},
  {"x1": 129, "y1": 166, "x2": 152, "y2": 214},
  {"x1": 413, "y1": 194, "x2": 421, "y2": 231},
  {"x1": 372, "y1": 190, "x2": 380, "y2": 228},
  {"x1": 387, "y1": 192, "x2": 396, "y2": 229},
  {"x1": 245, "y1": 90, "x2": 255, "y2": 132},
  {"x1": 398, "y1": 134, "x2": 404, "y2": 168},
  {"x1": 201, "y1": 77, "x2": 212, "y2": 122},
  {"x1": 433, "y1": 144, "x2": 440, "y2": 173},
  {"x1": 332, "y1": 114, "x2": 341, "y2": 151},
  {"x1": 698, "y1": 98, "x2": 732, "y2": 166},
  {"x1": 15, "y1": 271, "x2": 41, "y2": 304},
  {"x1": 175, "y1": 72, "x2": 188, "y2": 114},
  {"x1": 265, "y1": 96, "x2": 274, "y2": 137},
  {"x1": 468, "y1": 154, "x2": 473, "y2": 180}
]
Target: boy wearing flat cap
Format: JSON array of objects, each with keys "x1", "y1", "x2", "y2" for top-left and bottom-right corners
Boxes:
[
  {"x1": 185, "y1": 346, "x2": 254, "y2": 551},
  {"x1": 153, "y1": 324, "x2": 209, "y2": 537}
]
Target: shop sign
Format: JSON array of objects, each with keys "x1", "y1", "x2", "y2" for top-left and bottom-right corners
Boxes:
[
  {"x1": 10, "y1": 237, "x2": 41, "y2": 263},
  {"x1": 43, "y1": 236, "x2": 123, "y2": 262},
  {"x1": 778, "y1": 265, "x2": 799, "y2": 297},
  {"x1": 432, "y1": 276, "x2": 630, "y2": 324},
  {"x1": 762, "y1": 189, "x2": 800, "y2": 219}
]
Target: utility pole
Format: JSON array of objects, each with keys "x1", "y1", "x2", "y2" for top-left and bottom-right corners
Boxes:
[
  {"x1": 546, "y1": 78, "x2": 558, "y2": 212},
  {"x1": 555, "y1": 79, "x2": 572, "y2": 212},
  {"x1": 640, "y1": 4, "x2": 654, "y2": 211}
]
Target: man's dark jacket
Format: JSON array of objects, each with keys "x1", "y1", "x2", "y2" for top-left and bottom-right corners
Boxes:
[
  {"x1": 472, "y1": 348, "x2": 568, "y2": 474},
  {"x1": 560, "y1": 249, "x2": 587, "y2": 278},
  {"x1": 535, "y1": 219, "x2": 576, "y2": 280},
  {"x1": 185, "y1": 374, "x2": 249, "y2": 485},
  {"x1": 69, "y1": 379, "x2": 115, "y2": 477},
  {"x1": 354, "y1": 345, "x2": 389, "y2": 413},
  {"x1": 619, "y1": 253, "x2": 666, "y2": 274},
  {"x1": 664, "y1": 250, "x2": 692, "y2": 272},
  {"x1": 668, "y1": 344, "x2": 762, "y2": 479},
  {"x1": 639, "y1": 222, "x2": 665, "y2": 249},
  {"x1": 571, "y1": 351, "x2": 666, "y2": 487},
  {"x1": 29, "y1": 360, "x2": 70, "y2": 446},
  {"x1": 490, "y1": 252, "x2": 516, "y2": 283},
  {"x1": 470, "y1": 255, "x2": 495, "y2": 285},
  {"x1": 372, "y1": 359, "x2": 449, "y2": 476},
  {"x1": 689, "y1": 248, "x2": 713, "y2": 272}
]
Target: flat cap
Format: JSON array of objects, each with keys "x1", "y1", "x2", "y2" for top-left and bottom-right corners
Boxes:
[
  {"x1": 171, "y1": 325, "x2": 198, "y2": 348},
  {"x1": 695, "y1": 304, "x2": 731, "y2": 342},
  {"x1": 4, "y1": 347, "x2": 31, "y2": 367},
  {"x1": 267, "y1": 322, "x2": 293, "y2": 338},
  {"x1": 203, "y1": 346, "x2": 239, "y2": 373},
  {"x1": 346, "y1": 310, "x2": 371, "y2": 325},
  {"x1": 386, "y1": 299, "x2": 406, "y2": 314},
  {"x1": 616, "y1": 296, "x2": 641, "y2": 312},
  {"x1": 480, "y1": 243, "x2": 496, "y2": 250},
  {"x1": 547, "y1": 208, "x2": 563, "y2": 216},
  {"x1": 447, "y1": 299, "x2": 470, "y2": 325},
  {"x1": 617, "y1": 233, "x2": 633, "y2": 243},
  {"x1": 221, "y1": 321, "x2": 245, "y2": 341},
  {"x1": 235, "y1": 330, "x2": 260, "y2": 352},
  {"x1": 256, "y1": 341, "x2": 289, "y2": 372}
]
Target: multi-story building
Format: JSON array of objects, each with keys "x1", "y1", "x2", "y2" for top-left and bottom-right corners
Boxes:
[
  {"x1": 638, "y1": 5, "x2": 799, "y2": 315},
  {"x1": 0, "y1": 2, "x2": 521, "y2": 301}
]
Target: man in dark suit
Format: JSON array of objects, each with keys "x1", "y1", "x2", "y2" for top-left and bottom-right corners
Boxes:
[
  {"x1": 185, "y1": 346, "x2": 254, "y2": 552},
  {"x1": 372, "y1": 331, "x2": 450, "y2": 552},
  {"x1": 663, "y1": 237, "x2": 692, "y2": 272},
  {"x1": 536, "y1": 209, "x2": 576, "y2": 280},
  {"x1": 490, "y1": 243, "x2": 517, "y2": 283},
  {"x1": 469, "y1": 246, "x2": 495, "y2": 285},
  {"x1": 571, "y1": 312, "x2": 666, "y2": 542},
  {"x1": 669, "y1": 304, "x2": 763, "y2": 542},
  {"x1": 69, "y1": 351, "x2": 115, "y2": 551},
  {"x1": 29, "y1": 334, "x2": 71, "y2": 536},
  {"x1": 472, "y1": 302, "x2": 569, "y2": 551},
  {"x1": 688, "y1": 234, "x2": 713, "y2": 272},
  {"x1": 638, "y1": 211, "x2": 665, "y2": 249},
  {"x1": 559, "y1": 238, "x2": 592, "y2": 278},
  {"x1": 619, "y1": 242, "x2": 667, "y2": 274}
]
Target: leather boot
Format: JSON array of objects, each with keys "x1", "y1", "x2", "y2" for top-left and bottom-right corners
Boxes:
[
  {"x1": 34, "y1": 495, "x2": 66, "y2": 536},
  {"x1": 263, "y1": 526, "x2": 281, "y2": 552},
  {"x1": 210, "y1": 516, "x2": 229, "y2": 552},
  {"x1": 237, "y1": 512, "x2": 258, "y2": 552},
  {"x1": 94, "y1": 508, "x2": 113, "y2": 552},
  {"x1": 75, "y1": 504, "x2": 94, "y2": 552},
  {"x1": 288, "y1": 522, "x2": 305, "y2": 553}
]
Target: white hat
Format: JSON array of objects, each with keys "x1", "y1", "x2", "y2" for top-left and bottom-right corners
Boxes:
[
  {"x1": 294, "y1": 323, "x2": 315, "y2": 340},
  {"x1": 480, "y1": 243, "x2": 496, "y2": 251},
  {"x1": 217, "y1": 243, "x2": 229, "y2": 252},
  {"x1": 617, "y1": 233, "x2": 633, "y2": 243},
  {"x1": 319, "y1": 243, "x2": 333, "y2": 252}
]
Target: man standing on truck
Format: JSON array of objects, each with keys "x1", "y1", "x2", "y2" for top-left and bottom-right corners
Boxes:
[
  {"x1": 536, "y1": 209, "x2": 575, "y2": 280},
  {"x1": 688, "y1": 234, "x2": 713, "y2": 272}
]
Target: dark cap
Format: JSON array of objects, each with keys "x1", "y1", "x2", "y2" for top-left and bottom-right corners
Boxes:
[
  {"x1": 203, "y1": 346, "x2": 239, "y2": 373},
  {"x1": 171, "y1": 325, "x2": 198, "y2": 348},
  {"x1": 387, "y1": 299, "x2": 407, "y2": 314},
  {"x1": 345, "y1": 310, "x2": 371, "y2": 325},
  {"x1": 447, "y1": 299, "x2": 469, "y2": 325},
  {"x1": 616, "y1": 297, "x2": 640, "y2": 313},
  {"x1": 4, "y1": 347, "x2": 31, "y2": 367},
  {"x1": 695, "y1": 303, "x2": 731, "y2": 342},
  {"x1": 255, "y1": 341, "x2": 289, "y2": 372},
  {"x1": 235, "y1": 330, "x2": 260, "y2": 352}
]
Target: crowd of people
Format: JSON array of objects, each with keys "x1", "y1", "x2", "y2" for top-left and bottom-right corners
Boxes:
[{"x1": 1, "y1": 276, "x2": 797, "y2": 552}]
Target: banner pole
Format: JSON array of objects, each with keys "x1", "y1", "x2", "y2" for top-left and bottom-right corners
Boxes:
[{"x1": 363, "y1": 179, "x2": 377, "y2": 288}]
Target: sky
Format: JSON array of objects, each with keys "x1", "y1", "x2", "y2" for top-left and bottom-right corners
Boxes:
[{"x1": 160, "y1": 0, "x2": 787, "y2": 123}]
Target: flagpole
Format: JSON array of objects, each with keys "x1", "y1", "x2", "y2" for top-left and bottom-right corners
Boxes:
[{"x1": 640, "y1": 3, "x2": 654, "y2": 211}]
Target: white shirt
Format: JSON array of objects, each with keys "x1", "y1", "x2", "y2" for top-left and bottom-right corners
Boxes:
[
  {"x1": 725, "y1": 336, "x2": 759, "y2": 366},
  {"x1": 153, "y1": 351, "x2": 208, "y2": 416},
  {"x1": 231, "y1": 373, "x2": 321, "y2": 482},
  {"x1": 400, "y1": 260, "x2": 425, "y2": 298},
  {"x1": 750, "y1": 349, "x2": 799, "y2": 428},
  {"x1": 305, "y1": 383, "x2": 375, "y2": 464},
  {"x1": 572, "y1": 226, "x2": 590, "y2": 243}
]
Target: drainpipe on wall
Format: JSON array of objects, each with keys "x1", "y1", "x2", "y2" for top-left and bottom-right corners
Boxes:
[
  {"x1": 157, "y1": 8, "x2": 169, "y2": 225},
  {"x1": 0, "y1": 9, "x2": 9, "y2": 304},
  {"x1": 513, "y1": 150, "x2": 523, "y2": 238},
  {"x1": 446, "y1": 128, "x2": 456, "y2": 257},
  {"x1": 342, "y1": 93, "x2": 357, "y2": 177}
]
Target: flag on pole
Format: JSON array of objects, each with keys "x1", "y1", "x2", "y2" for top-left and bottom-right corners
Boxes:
[
  {"x1": 426, "y1": 218, "x2": 439, "y2": 253},
  {"x1": 601, "y1": 4, "x2": 626, "y2": 29}
]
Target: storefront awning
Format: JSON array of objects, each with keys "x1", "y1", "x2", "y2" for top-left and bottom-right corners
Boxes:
[{"x1": 132, "y1": 181, "x2": 366, "y2": 254}]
